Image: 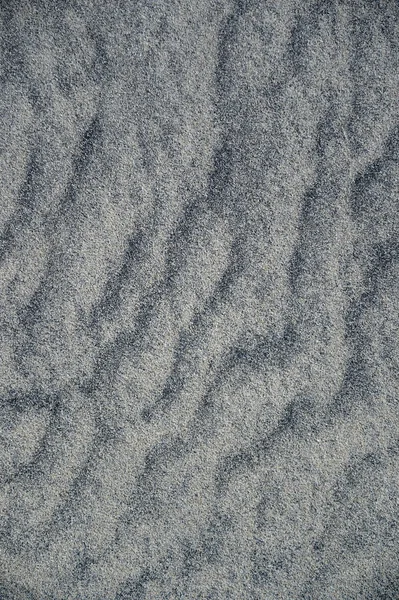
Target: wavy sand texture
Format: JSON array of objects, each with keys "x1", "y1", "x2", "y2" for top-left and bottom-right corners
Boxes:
[{"x1": 0, "y1": 1, "x2": 398, "y2": 598}]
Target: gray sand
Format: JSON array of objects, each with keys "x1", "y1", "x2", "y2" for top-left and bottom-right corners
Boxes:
[{"x1": 0, "y1": 1, "x2": 398, "y2": 598}]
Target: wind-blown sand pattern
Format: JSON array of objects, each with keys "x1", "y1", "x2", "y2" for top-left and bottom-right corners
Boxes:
[{"x1": 0, "y1": 1, "x2": 398, "y2": 598}]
